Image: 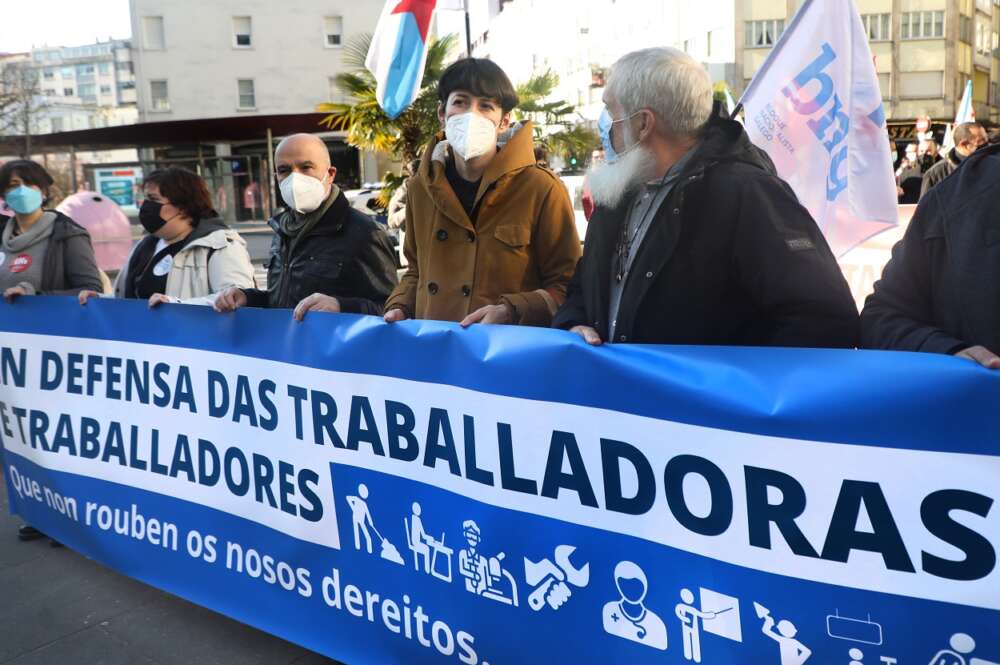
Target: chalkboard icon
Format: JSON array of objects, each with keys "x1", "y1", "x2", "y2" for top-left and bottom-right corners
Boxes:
[
  {"x1": 928, "y1": 632, "x2": 1000, "y2": 665},
  {"x1": 676, "y1": 587, "x2": 743, "y2": 662},
  {"x1": 826, "y1": 610, "x2": 884, "y2": 646},
  {"x1": 602, "y1": 561, "x2": 667, "y2": 650}
]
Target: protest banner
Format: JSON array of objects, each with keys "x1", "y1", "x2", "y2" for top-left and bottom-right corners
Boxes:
[{"x1": 1, "y1": 298, "x2": 998, "y2": 665}]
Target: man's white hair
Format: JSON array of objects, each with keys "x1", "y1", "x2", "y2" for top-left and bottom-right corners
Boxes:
[{"x1": 606, "y1": 47, "x2": 714, "y2": 138}]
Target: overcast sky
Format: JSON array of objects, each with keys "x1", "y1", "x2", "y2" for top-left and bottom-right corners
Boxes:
[{"x1": 1, "y1": 0, "x2": 131, "y2": 53}]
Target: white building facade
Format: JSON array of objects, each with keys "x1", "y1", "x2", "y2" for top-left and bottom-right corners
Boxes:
[
  {"x1": 472, "y1": 0, "x2": 739, "y2": 123},
  {"x1": 129, "y1": 0, "x2": 383, "y2": 122}
]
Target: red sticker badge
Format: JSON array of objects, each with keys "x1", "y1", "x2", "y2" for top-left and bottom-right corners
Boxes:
[{"x1": 9, "y1": 254, "x2": 32, "y2": 273}]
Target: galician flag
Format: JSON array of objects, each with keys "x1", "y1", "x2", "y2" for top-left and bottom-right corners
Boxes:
[
  {"x1": 740, "y1": 0, "x2": 897, "y2": 257},
  {"x1": 366, "y1": 0, "x2": 438, "y2": 119},
  {"x1": 942, "y1": 80, "x2": 975, "y2": 152}
]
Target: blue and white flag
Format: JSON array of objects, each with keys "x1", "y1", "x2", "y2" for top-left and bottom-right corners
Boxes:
[
  {"x1": 740, "y1": 0, "x2": 897, "y2": 257},
  {"x1": 943, "y1": 80, "x2": 975, "y2": 152},
  {"x1": 366, "y1": 0, "x2": 438, "y2": 119}
]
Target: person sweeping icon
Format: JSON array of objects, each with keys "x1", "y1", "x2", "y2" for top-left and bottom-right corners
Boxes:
[{"x1": 602, "y1": 561, "x2": 668, "y2": 650}]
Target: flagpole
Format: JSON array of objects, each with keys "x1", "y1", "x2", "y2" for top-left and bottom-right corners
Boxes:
[{"x1": 464, "y1": 0, "x2": 472, "y2": 56}]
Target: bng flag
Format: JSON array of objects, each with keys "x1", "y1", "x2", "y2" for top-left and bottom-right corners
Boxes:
[
  {"x1": 740, "y1": 0, "x2": 897, "y2": 257},
  {"x1": 366, "y1": 0, "x2": 438, "y2": 119}
]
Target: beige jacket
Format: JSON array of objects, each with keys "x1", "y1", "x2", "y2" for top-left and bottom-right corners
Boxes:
[{"x1": 114, "y1": 228, "x2": 255, "y2": 305}]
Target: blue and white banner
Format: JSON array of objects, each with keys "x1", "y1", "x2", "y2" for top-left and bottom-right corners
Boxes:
[
  {"x1": 741, "y1": 0, "x2": 898, "y2": 257},
  {"x1": 1, "y1": 298, "x2": 999, "y2": 665}
]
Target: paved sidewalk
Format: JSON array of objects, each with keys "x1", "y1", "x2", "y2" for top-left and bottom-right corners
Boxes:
[{"x1": 0, "y1": 477, "x2": 341, "y2": 665}]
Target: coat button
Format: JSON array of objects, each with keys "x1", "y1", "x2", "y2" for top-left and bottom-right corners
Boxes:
[
  {"x1": 619, "y1": 335, "x2": 627, "y2": 342},
  {"x1": 466, "y1": 230, "x2": 475, "y2": 242},
  {"x1": 673, "y1": 208, "x2": 680, "y2": 215},
  {"x1": 428, "y1": 282, "x2": 439, "y2": 295},
  {"x1": 645, "y1": 271, "x2": 653, "y2": 278},
  {"x1": 461, "y1": 285, "x2": 471, "y2": 297},
  {"x1": 436, "y1": 229, "x2": 448, "y2": 241}
]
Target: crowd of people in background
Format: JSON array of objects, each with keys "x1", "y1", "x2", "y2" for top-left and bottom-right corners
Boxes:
[
  {"x1": 4, "y1": 46, "x2": 1000, "y2": 547},
  {"x1": 3, "y1": 46, "x2": 999, "y2": 375},
  {"x1": 893, "y1": 122, "x2": 994, "y2": 203}
]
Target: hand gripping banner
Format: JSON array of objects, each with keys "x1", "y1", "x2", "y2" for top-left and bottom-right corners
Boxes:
[{"x1": 1, "y1": 298, "x2": 998, "y2": 665}]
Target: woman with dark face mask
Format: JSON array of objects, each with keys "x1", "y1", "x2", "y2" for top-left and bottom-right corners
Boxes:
[
  {"x1": 78, "y1": 167, "x2": 254, "y2": 307},
  {"x1": 0, "y1": 160, "x2": 102, "y2": 304}
]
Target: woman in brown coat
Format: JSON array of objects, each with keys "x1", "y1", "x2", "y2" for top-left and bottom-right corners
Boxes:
[{"x1": 383, "y1": 58, "x2": 580, "y2": 328}]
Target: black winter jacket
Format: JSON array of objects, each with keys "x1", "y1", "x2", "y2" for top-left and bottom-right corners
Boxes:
[
  {"x1": 861, "y1": 143, "x2": 1000, "y2": 355},
  {"x1": 919, "y1": 149, "x2": 964, "y2": 199},
  {"x1": 0, "y1": 211, "x2": 102, "y2": 295},
  {"x1": 242, "y1": 190, "x2": 398, "y2": 313},
  {"x1": 553, "y1": 114, "x2": 859, "y2": 347}
]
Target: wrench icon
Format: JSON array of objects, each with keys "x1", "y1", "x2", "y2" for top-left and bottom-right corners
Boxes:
[{"x1": 524, "y1": 545, "x2": 590, "y2": 611}]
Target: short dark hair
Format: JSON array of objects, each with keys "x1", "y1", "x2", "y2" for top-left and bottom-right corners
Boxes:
[
  {"x1": 438, "y1": 58, "x2": 518, "y2": 113},
  {"x1": 954, "y1": 122, "x2": 984, "y2": 145},
  {"x1": 143, "y1": 167, "x2": 218, "y2": 222},
  {"x1": 0, "y1": 160, "x2": 55, "y2": 205}
]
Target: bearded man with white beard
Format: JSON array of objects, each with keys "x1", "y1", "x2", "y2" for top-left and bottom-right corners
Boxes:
[{"x1": 553, "y1": 47, "x2": 859, "y2": 347}]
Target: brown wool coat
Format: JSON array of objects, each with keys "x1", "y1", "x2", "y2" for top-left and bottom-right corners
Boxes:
[{"x1": 385, "y1": 122, "x2": 581, "y2": 326}]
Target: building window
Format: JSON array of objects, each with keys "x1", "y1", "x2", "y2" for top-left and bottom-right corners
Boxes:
[
  {"x1": 745, "y1": 19, "x2": 784, "y2": 48},
  {"x1": 992, "y1": 81, "x2": 1000, "y2": 106},
  {"x1": 100, "y1": 85, "x2": 111, "y2": 94},
  {"x1": 683, "y1": 39, "x2": 691, "y2": 53},
  {"x1": 901, "y1": 11, "x2": 944, "y2": 39},
  {"x1": 43, "y1": 68, "x2": 54, "y2": 80},
  {"x1": 60, "y1": 66, "x2": 74, "y2": 78},
  {"x1": 237, "y1": 79, "x2": 255, "y2": 108},
  {"x1": 63, "y1": 87, "x2": 74, "y2": 96},
  {"x1": 324, "y1": 16, "x2": 343, "y2": 47},
  {"x1": 862, "y1": 14, "x2": 891, "y2": 41},
  {"x1": 898, "y1": 71, "x2": 944, "y2": 98},
  {"x1": 976, "y1": 22, "x2": 992, "y2": 55},
  {"x1": 143, "y1": 16, "x2": 165, "y2": 50},
  {"x1": 878, "y1": 73, "x2": 890, "y2": 99},
  {"x1": 960, "y1": 16, "x2": 973, "y2": 43},
  {"x1": 233, "y1": 16, "x2": 252, "y2": 47},
  {"x1": 99, "y1": 62, "x2": 111, "y2": 75},
  {"x1": 150, "y1": 79, "x2": 169, "y2": 110},
  {"x1": 51, "y1": 117, "x2": 63, "y2": 132}
]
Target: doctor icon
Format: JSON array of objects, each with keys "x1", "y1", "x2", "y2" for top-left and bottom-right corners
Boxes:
[{"x1": 602, "y1": 561, "x2": 668, "y2": 650}]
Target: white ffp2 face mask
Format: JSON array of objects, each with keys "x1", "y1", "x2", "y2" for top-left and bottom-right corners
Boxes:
[
  {"x1": 445, "y1": 112, "x2": 499, "y2": 161},
  {"x1": 279, "y1": 172, "x2": 328, "y2": 214}
]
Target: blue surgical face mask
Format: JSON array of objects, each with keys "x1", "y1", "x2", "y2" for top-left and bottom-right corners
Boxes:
[
  {"x1": 4, "y1": 185, "x2": 44, "y2": 215},
  {"x1": 598, "y1": 108, "x2": 640, "y2": 164}
]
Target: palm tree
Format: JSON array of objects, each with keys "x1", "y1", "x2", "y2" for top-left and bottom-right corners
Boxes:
[
  {"x1": 317, "y1": 33, "x2": 458, "y2": 165},
  {"x1": 514, "y1": 69, "x2": 599, "y2": 167}
]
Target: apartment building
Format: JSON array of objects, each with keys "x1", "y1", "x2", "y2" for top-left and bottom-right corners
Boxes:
[{"x1": 738, "y1": 0, "x2": 1000, "y2": 124}]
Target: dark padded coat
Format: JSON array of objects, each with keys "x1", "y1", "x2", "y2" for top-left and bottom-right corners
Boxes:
[
  {"x1": 553, "y1": 113, "x2": 859, "y2": 348},
  {"x1": 862, "y1": 143, "x2": 1000, "y2": 355}
]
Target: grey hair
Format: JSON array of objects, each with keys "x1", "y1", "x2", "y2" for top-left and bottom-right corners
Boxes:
[{"x1": 606, "y1": 47, "x2": 714, "y2": 138}]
